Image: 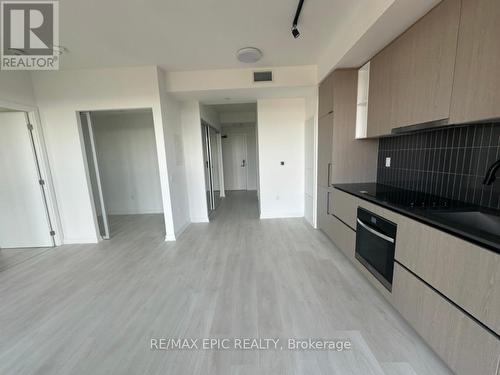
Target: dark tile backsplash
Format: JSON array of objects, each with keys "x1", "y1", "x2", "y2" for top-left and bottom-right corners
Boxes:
[{"x1": 377, "y1": 123, "x2": 500, "y2": 210}]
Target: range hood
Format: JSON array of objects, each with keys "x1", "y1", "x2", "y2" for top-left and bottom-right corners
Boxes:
[{"x1": 391, "y1": 118, "x2": 450, "y2": 134}]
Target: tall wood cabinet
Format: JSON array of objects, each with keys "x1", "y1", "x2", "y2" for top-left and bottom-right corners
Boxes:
[
  {"x1": 450, "y1": 0, "x2": 500, "y2": 124},
  {"x1": 318, "y1": 113, "x2": 334, "y2": 188},
  {"x1": 367, "y1": 0, "x2": 461, "y2": 137},
  {"x1": 317, "y1": 69, "x2": 378, "y2": 233},
  {"x1": 318, "y1": 73, "x2": 334, "y2": 119},
  {"x1": 331, "y1": 70, "x2": 378, "y2": 183}
]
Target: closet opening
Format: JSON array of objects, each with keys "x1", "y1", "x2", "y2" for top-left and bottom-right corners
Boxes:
[{"x1": 79, "y1": 109, "x2": 165, "y2": 240}]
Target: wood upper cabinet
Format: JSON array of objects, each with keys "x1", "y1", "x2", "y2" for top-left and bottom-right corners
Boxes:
[
  {"x1": 450, "y1": 0, "x2": 500, "y2": 124},
  {"x1": 331, "y1": 70, "x2": 378, "y2": 182},
  {"x1": 318, "y1": 70, "x2": 379, "y2": 187},
  {"x1": 367, "y1": 0, "x2": 461, "y2": 137},
  {"x1": 318, "y1": 73, "x2": 334, "y2": 119},
  {"x1": 366, "y1": 45, "x2": 394, "y2": 138}
]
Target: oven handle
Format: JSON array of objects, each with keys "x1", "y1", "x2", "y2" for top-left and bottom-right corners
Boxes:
[{"x1": 356, "y1": 218, "x2": 395, "y2": 243}]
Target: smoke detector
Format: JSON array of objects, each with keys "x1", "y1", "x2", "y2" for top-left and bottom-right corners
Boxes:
[{"x1": 237, "y1": 47, "x2": 262, "y2": 63}]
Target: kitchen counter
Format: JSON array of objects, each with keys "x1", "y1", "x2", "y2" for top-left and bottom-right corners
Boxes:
[{"x1": 334, "y1": 183, "x2": 500, "y2": 254}]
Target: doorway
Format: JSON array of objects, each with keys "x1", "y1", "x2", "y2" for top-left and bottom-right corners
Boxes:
[
  {"x1": 79, "y1": 109, "x2": 165, "y2": 240},
  {"x1": 201, "y1": 121, "x2": 222, "y2": 216},
  {"x1": 0, "y1": 109, "x2": 55, "y2": 249},
  {"x1": 222, "y1": 133, "x2": 248, "y2": 190}
]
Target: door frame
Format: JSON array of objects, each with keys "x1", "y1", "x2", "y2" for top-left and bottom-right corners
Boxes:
[
  {"x1": 201, "y1": 122, "x2": 214, "y2": 214},
  {"x1": 77, "y1": 107, "x2": 168, "y2": 241},
  {"x1": 80, "y1": 112, "x2": 111, "y2": 240},
  {"x1": 0, "y1": 99, "x2": 62, "y2": 246},
  {"x1": 201, "y1": 120, "x2": 224, "y2": 215}
]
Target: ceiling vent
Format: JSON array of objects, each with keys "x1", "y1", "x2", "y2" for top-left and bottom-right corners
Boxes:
[{"x1": 253, "y1": 71, "x2": 273, "y2": 82}]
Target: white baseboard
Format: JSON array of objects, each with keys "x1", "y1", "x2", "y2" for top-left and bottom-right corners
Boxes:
[
  {"x1": 190, "y1": 217, "x2": 209, "y2": 223},
  {"x1": 260, "y1": 211, "x2": 304, "y2": 219},
  {"x1": 107, "y1": 210, "x2": 164, "y2": 215},
  {"x1": 165, "y1": 233, "x2": 176, "y2": 242},
  {"x1": 63, "y1": 237, "x2": 99, "y2": 245},
  {"x1": 174, "y1": 221, "x2": 190, "y2": 238}
]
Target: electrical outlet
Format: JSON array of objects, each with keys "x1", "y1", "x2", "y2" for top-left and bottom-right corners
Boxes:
[{"x1": 385, "y1": 157, "x2": 391, "y2": 167}]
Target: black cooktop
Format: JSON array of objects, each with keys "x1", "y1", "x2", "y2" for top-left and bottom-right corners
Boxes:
[
  {"x1": 334, "y1": 183, "x2": 500, "y2": 254},
  {"x1": 353, "y1": 184, "x2": 473, "y2": 210}
]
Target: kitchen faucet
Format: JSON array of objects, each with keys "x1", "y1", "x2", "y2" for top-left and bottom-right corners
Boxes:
[{"x1": 483, "y1": 158, "x2": 500, "y2": 185}]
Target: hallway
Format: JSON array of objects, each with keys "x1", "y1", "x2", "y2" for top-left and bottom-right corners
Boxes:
[{"x1": 0, "y1": 191, "x2": 450, "y2": 375}]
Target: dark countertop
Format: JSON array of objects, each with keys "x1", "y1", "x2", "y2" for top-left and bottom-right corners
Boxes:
[{"x1": 333, "y1": 183, "x2": 500, "y2": 255}]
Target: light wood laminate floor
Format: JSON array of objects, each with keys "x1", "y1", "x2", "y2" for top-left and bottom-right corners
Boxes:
[{"x1": 0, "y1": 191, "x2": 451, "y2": 375}]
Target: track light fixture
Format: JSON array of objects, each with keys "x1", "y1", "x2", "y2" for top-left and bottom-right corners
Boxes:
[{"x1": 292, "y1": 0, "x2": 305, "y2": 39}]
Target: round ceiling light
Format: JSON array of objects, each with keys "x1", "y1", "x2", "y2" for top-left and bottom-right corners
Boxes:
[{"x1": 236, "y1": 47, "x2": 262, "y2": 63}]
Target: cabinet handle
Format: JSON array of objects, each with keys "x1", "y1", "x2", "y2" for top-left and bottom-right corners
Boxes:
[
  {"x1": 326, "y1": 191, "x2": 330, "y2": 215},
  {"x1": 327, "y1": 162, "x2": 332, "y2": 187}
]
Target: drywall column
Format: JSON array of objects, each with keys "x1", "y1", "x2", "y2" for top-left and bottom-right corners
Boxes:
[
  {"x1": 305, "y1": 91, "x2": 318, "y2": 228},
  {"x1": 257, "y1": 98, "x2": 306, "y2": 218},
  {"x1": 181, "y1": 101, "x2": 209, "y2": 222},
  {"x1": 156, "y1": 67, "x2": 191, "y2": 237}
]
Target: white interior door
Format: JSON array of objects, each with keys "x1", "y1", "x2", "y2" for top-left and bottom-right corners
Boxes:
[
  {"x1": 222, "y1": 133, "x2": 248, "y2": 190},
  {"x1": 0, "y1": 112, "x2": 53, "y2": 248}
]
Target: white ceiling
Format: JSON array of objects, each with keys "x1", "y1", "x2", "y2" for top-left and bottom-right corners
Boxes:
[
  {"x1": 207, "y1": 103, "x2": 256, "y2": 114},
  {"x1": 58, "y1": 0, "x2": 360, "y2": 70}
]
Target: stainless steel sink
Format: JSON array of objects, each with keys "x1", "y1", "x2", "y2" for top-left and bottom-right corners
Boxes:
[{"x1": 431, "y1": 211, "x2": 500, "y2": 236}]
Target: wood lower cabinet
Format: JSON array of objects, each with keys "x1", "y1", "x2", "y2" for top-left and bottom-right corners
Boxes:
[
  {"x1": 330, "y1": 188, "x2": 358, "y2": 229},
  {"x1": 367, "y1": 0, "x2": 460, "y2": 136},
  {"x1": 393, "y1": 264, "x2": 500, "y2": 375},
  {"x1": 321, "y1": 213, "x2": 356, "y2": 262},
  {"x1": 352, "y1": 196, "x2": 500, "y2": 336},
  {"x1": 317, "y1": 187, "x2": 330, "y2": 230},
  {"x1": 394, "y1": 214, "x2": 500, "y2": 335},
  {"x1": 330, "y1": 188, "x2": 500, "y2": 373},
  {"x1": 450, "y1": 0, "x2": 500, "y2": 124}
]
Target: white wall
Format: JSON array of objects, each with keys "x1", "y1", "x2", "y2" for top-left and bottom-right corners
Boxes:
[
  {"x1": 180, "y1": 101, "x2": 209, "y2": 222},
  {"x1": 156, "y1": 68, "x2": 191, "y2": 237},
  {"x1": 257, "y1": 98, "x2": 305, "y2": 218},
  {"x1": 0, "y1": 71, "x2": 36, "y2": 107},
  {"x1": 221, "y1": 124, "x2": 258, "y2": 191},
  {"x1": 30, "y1": 66, "x2": 176, "y2": 243},
  {"x1": 91, "y1": 111, "x2": 163, "y2": 215},
  {"x1": 166, "y1": 65, "x2": 317, "y2": 93},
  {"x1": 199, "y1": 104, "x2": 221, "y2": 130},
  {"x1": 220, "y1": 111, "x2": 256, "y2": 124}
]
